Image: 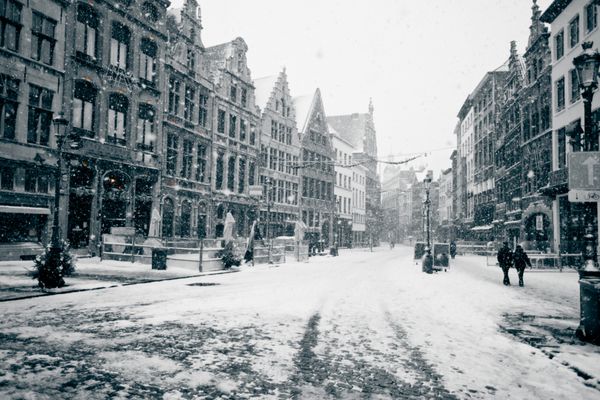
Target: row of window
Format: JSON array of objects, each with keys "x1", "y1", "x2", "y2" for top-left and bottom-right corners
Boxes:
[
  {"x1": 302, "y1": 177, "x2": 333, "y2": 201},
  {"x1": 168, "y1": 77, "x2": 210, "y2": 127},
  {"x1": 554, "y1": 4, "x2": 598, "y2": 61},
  {"x1": 302, "y1": 149, "x2": 334, "y2": 173},
  {"x1": 71, "y1": 80, "x2": 156, "y2": 149},
  {"x1": 214, "y1": 153, "x2": 256, "y2": 194},
  {"x1": 165, "y1": 134, "x2": 208, "y2": 183},
  {"x1": 336, "y1": 195, "x2": 351, "y2": 214},
  {"x1": 77, "y1": 4, "x2": 158, "y2": 84},
  {"x1": 270, "y1": 119, "x2": 293, "y2": 144},
  {"x1": 352, "y1": 212, "x2": 365, "y2": 225},
  {"x1": 262, "y1": 146, "x2": 299, "y2": 175},
  {"x1": 0, "y1": 166, "x2": 49, "y2": 193},
  {"x1": 260, "y1": 176, "x2": 299, "y2": 205},
  {"x1": 216, "y1": 109, "x2": 256, "y2": 145},
  {"x1": 352, "y1": 187, "x2": 365, "y2": 209},
  {"x1": 302, "y1": 209, "x2": 326, "y2": 228},
  {"x1": 337, "y1": 172, "x2": 352, "y2": 189},
  {"x1": 229, "y1": 84, "x2": 248, "y2": 108}
]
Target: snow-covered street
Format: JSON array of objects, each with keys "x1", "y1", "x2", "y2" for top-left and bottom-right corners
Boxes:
[{"x1": 1, "y1": 245, "x2": 600, "y2": 399}]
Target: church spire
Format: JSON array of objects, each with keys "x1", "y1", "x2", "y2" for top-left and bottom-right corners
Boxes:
[{"x1": 369, "y1": 98, "x2": 374, "y2": 116}]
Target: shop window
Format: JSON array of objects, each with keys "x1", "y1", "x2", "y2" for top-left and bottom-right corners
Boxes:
[
  {"x1": 180, "y1": 201, "x2": 191, "y2": 237},
  {"x1": 162, "y1": 198, "x2": 174, "y2": 238},
  {"x1": 27, "y1": 85, "x2": 53, "y2": 146}
]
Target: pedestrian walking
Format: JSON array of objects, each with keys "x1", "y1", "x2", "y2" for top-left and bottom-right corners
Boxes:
[
  {"x1": 497, "y1": 242, "x2": 513, "y2": 286},
  {"x1": 449, "y1": 241, "x2": 457, "y2": 259},
  {"x1": 513, "y1": 245, "x2": 532, "y2": 287}
]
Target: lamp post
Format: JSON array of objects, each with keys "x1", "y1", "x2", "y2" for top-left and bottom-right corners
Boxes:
[
  {"x1": 573, "y1": 41, "x2": 600, "y2": 344},
  {"x1": 42, "y1": 113, "x2": 73, "y2": 287},
  {"x1": 573, "y1": 41, "x2": 600, "y2": 271},
  {"x1": 264, "y1": 176, "x2": 274, "y2": 263},
  {"x1": 423, "y1": 173, "x2": 433, "y2": 273}
]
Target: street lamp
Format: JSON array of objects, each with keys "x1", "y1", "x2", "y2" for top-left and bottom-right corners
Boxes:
[
  {"x1": 573, "y1": 41, "x2": 600, "y2": 271},
  {"x1": 423, "y1": 173, "x2": 433, "y2": 273},
  {"x1": 40, "y1": 113, "x2": 71, "y2": 287},
  {"x1": 264, "y1": 176, "x2": 274, "y2": 263}
]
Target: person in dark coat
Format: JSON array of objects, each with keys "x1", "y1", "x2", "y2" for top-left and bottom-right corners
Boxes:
[
  {"x1": 513, "y1": 245, "x2": 532, "y2": 287},
  {"x1": 497, "y1": 242, "x2": 514, "y2": 286},
  {"x1": 449, "y1": 241, "x2": 457, "y2": 259}
]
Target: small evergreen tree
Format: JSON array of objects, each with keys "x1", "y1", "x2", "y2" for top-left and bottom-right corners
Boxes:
[
  {"x1": 31, "y1": 241, "x2": 76, "y2": 289},
  {"x1": 217, "y1": 241, "x2": 242, "y2": 269}
]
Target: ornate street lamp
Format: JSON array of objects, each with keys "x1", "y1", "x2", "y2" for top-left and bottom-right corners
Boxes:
[
  {"x1": 39, "y1": 113, "x2": 70, "y2": 287},
  {"x1": 573, "y1": 41, "x2": 600, "y2": 271},
  {"x1": 423, "y1": 173, "x2": 433, "y2": 273}
]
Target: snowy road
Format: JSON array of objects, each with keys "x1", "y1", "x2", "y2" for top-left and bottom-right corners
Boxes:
[{"x1": 1, "y1": 245, "x2": 600, "y2": 399}]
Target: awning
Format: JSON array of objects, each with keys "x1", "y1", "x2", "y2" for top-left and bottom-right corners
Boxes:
[
  {"x1": 504, "y1": 220, "x2": 521, "y2": 226},
  {"x1": 471, "y1": 225, "x2": 493, "y2": 232},
  {"x1": 0, "y1": 205, "x2": 50, "y2": 215}
]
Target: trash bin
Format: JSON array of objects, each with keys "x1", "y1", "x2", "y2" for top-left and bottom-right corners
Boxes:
[
  {"x1": 152, "y1": 248, "x2": 167, "y2": 270},
  {"x1": 577, "y1": 275, "x2": 600, "y2": 344}
]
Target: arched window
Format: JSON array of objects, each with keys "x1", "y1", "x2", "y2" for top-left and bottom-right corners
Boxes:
[
  {"x1": 162, "y1": 198, "x2": 174, "y2": 238},
  {"x1": 107, "y1": 93, "x2": 128, "y2": 146},
  {"x1": 180, "y1": 201, "x2": 191, "y2": 237}
]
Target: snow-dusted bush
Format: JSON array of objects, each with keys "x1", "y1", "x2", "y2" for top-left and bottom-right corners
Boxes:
[
  {"x1": 31, "y1": 241, "x2": 76, "y2": 289},
  {"x1": 216, "y1": 241, "x2": 242, "y2": 269}
]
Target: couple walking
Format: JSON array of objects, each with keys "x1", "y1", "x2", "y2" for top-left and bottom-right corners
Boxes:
[{"x1": 497, "y1": 242, "x2": 531, "y2": 287}]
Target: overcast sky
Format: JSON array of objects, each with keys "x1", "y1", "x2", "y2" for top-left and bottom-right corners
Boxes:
[{"x1": 175, "y1": 0, "x2": 553, "y2": 176}]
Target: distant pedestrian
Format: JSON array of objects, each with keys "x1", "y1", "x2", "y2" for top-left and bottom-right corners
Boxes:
[
  {"x1": 497, "y1": 242, "x2": 513, "y2": 286},
  {"x1": 513, "y1": 245, "x2": 532, "y2": 287},
  {"x1": 449, "y1": 241, "x2": 457, "y2": 259}
]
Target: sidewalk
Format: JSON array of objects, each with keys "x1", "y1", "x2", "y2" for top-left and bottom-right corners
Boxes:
[{"x1": 0, "y1": 257, "x2": 235, "y2": 302}]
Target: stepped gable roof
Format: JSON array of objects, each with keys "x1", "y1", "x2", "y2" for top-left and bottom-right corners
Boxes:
[
  {"x1": 253, "y1": 74, "x2": 279, "y2": 112},
  {"x1": 326, "y1": 113, "x2": 368, "y2": 152}
]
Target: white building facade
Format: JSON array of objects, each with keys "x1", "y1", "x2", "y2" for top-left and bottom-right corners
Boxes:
[
  {"x1": 541, "y1": 0, "x2": 600, "y2": 255},
  {"x1": 330, "y1": 126, "x2": 355, "y2": 247},
  {"x1": 352, "y1": 163, "x2": 367, "y2": 245}
]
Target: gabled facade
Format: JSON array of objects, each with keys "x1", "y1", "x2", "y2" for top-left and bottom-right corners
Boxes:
[
  {"x1": 0, "y1": 0, "x2": 67, "y2": 252},
  {"x1": 254, "y1": 69, "x2": 300, "y2": 238},
  {"x1": 327, "y1": 100, "x2": 382, "y2": 245},
  {"x1": 160, "y1": 0, "x2": 213, "y2": 240},
  {"x1": 61, "y1": 0, "x2": 169, "y2": 253},
  {"x1": 469, "y1": 65, "x2": 509, "y2": 239},
  {"x1": 519, "y1": 0, "x2": 554, "y2": 252},
  {"x1": 495, "y1": 41, "x2": 525, "y2": 243},
  {"x1": 295, "y1": 89, "x2": 336, "y2": 246},
  {"x1": 205, "y1": 37, "x2": 260, "y2": 238}
]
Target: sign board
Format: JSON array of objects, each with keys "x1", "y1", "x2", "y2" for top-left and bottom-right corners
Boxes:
[
  {"x1": 536, "y1": 215, "x2": 543, "y2": 231},
  {"x1": 249, "y1": 185, "x2": 263, "y2": 198},
  {"x1": 568, "y1": 151, "x2": 600, "y2": 202}
]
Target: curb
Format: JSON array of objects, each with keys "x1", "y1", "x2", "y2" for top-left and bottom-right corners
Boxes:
[{"x1": 0, "y1": 269, "x2": 239, "y2": 303}]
